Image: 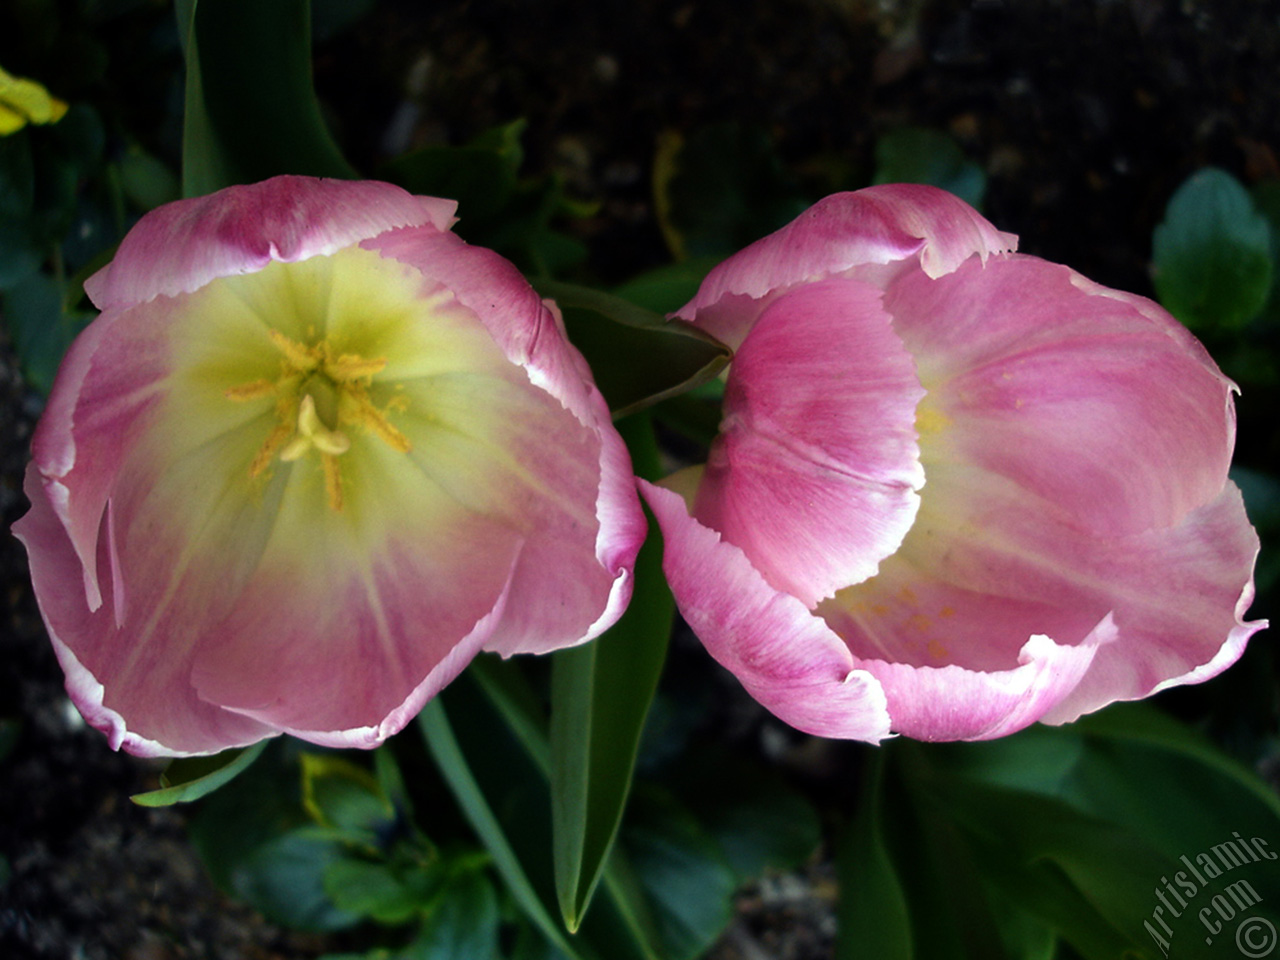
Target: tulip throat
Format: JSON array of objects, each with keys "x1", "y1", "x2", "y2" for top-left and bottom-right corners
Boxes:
[{"x1": 225, "y1": 330, "x2": 411, "y2": 512}]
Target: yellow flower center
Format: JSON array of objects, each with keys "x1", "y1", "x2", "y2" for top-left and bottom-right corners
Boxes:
[{"x1": 224, "y1": 329, "x2": 410, "y2": 512}]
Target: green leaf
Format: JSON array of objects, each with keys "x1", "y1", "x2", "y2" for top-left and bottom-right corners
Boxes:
[
  {"x1": 117, "y1": 143, "x2": 181, "y2": 211},
  {"x1": 179, "y1": 0, "x2": 355, "y2": 197},
  {"x1": 300, "y1": 752, "x2": 396, "y2": 845},
  {"x1": 551, "y1": 416, "x2": 674, "y2": 931},
  {"x1": 2, "y1": 270, "x2": 92, "y2": 394},
  {"x1": 232, "y1": 826, "x2": 361, "y2": 933},
  {"x1": 382, "y1": 121, "x2": 527, "y2": 225},
  {"x1": 872, "y1": 127, "x2": 986, "y2": 209},
  {"x1": 915, "y1": 710, "x2": 1280, "y2": 959},
  {"x1": 612, "y1": 257, "x2": 722, "y2": 315},
  {"x1": 417, "y1": 696, "x2": 586, "y2": 960},
  {"x1": 533, "y1": 279, "x2": 729, "y2": 417},
  {"x1": 836, "y1": 754, "x2": 913, "y2": 960},
  {"x1": 402, "y1": 868, "x2": 501, "y2": 960},
  {"x1": 621, "y1": 786, "x2": 736, "y2": 960},
  {"x1": 1153, "y1": 167, "x2": 1273, "y2": 331},
  {"x1": 322, "y1": 854, "x2": 444, "y2": 924},
  {"x1": 653, "y1": 121, "x2": 808, "y2": 260},
  {"x1": 131, "y1": 741, "x2": 268, "y2": 807},
  {"x1": 1250, "y1": 179, "x2": 1280, "y2": 329}
]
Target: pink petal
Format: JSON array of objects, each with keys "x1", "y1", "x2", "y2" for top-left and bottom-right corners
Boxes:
[
  {"x1": 368, "y1": 230, "x2": 647, "y2": 653},
  {"x1": 858, "y1": 628, "x2": 1110, "y2": 741},
  {"x1": 84, "y1": 176, "x2": 457, "y2": 311},
  {"x1": 888, "y1": 255, "x2": 1236, "y2": 537},
  {"x1": 190, "y1": 509, "x2": 525, "y2": 744},
  {"x1": 1040, "y1": 484, "x2": 1265, "y2": 723},
  {"x1": 677, "y1": 185, "x2": 1017, "y2": 349},
  {"x1": 26, "y1": 304, "x2": 170, "y2": 613},
  {"x1": 694, "y1": 278, "x2": 924, "y2": 607},
  {"x1": 639, "y1": 481, "x2": 893, "y2": 742},
  {"x1": 13, "y1": 464, "x2": 277, "y2": 757}
]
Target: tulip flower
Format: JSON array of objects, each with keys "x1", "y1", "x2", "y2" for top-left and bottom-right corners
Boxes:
[
  {"x1": 640, "y1": 184, "x2": 1265, "y2": 742},
  {"x1": 15, "y1": 175, "x2": 646, "y2": 757}
]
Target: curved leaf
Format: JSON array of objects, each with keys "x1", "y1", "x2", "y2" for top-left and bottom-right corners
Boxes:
[{"x1": 131, "y1": 740, "x2": 267, "y2": 807}]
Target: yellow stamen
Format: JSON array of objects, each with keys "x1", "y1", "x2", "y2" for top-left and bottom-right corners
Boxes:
[
  {"x1": 327, "y1": 353, "x2": 388, "y2": 381},
  {"x1": 340, "y1": 386, "x2": 411, "y2": 453},
  {"x1": 224, "y1": 379, "x2": 277, "y2": 401},
  {"x1": 251, "y1": 420, "x2": 296, "y2": 478},
  {"x1": 268, "y1": 329, "x2": 321, "y2": 371},
  {"x1": 322, "y1": 453, "x2": 344, "y2": 512}
]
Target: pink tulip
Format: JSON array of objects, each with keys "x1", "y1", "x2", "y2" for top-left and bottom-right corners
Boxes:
[
  {"x1": 640, "y1": 184, "x2": 1265, "y2": 742},
  {"x1": 15, "y1": 175, "x2": 646, "y2": 757}
]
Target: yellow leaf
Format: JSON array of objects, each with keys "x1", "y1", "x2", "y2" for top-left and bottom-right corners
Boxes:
[{"x1": 0, "y1": 65, "x2": 69, "y2": 136}]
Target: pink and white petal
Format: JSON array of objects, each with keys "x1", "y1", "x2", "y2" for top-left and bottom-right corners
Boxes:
[
  {"x1": 1040, "y1": 483, "x2": 1265, "y2": 724},
  {"x1": 393, "y1": 367, "x2": 617, "y2": 657},
  {"x1": 890, "y1": 255, "x2": 1237, "y2": 536},
  {"x1": 858, "y1": 625, "x2": 1110, "y2": 741},
  {"x1": 676, "y1": 185, "x2": 1017, "y2": 348},
  {"x1": 85, "y1": 176, "x2": 457, "y2": 310},
  {"x1": 13, "y1": 464, "x2": 278, "y2": 757},
  {"x1": 191, "y1": 515, "x2": 523, "y2": 745},
  {"x1": 695, "y1": 278, "x2": 924, "y2": 607},
  {"x1": 370, "y1": 228, "x2": 646, "y2": 645},
  {"x1": 368, "y1": 230, "x2": 606, "y2": 428},
  {"x1": 27, "y1": 304, "x2": 171, "y2": 612},
  {"x1": 640, "y1": 481, "x2": 893, "y2": 742}
]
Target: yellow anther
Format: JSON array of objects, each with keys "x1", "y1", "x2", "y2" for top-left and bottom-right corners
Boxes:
[
  {"x1": 322, "y1": 454, "x2": 344, "y2": 512},
  {"x1": 225, "y1": 379, "x2": 277, "y2": 401},
  {"x1": 326, "y1": 353, "x2": 388, "y2": 381},
  {"x1": 340, "y1": 386, "x2": 411, "y2": 454},
  {"x1": 228, "y1": 325, "x2": 406, "y2": 513},
  {"x1": 268, "y1": 329, "x2": 321, "y2": 371},
  {"x1": 250, "y1": 420, "x2": 295, "y2": 478}
]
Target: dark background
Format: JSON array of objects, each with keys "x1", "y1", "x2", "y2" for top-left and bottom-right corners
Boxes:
[{"x1": 2, "y1": 1, "x2": 1277, "y2": 957}]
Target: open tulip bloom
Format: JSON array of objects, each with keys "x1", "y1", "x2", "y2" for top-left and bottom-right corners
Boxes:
[
  {"x1": 640, "y1": 184, "x2": 1265, "y2": 742},
  {"x1": 14, "y1": 176, "x2": 646, "y2": 757}
]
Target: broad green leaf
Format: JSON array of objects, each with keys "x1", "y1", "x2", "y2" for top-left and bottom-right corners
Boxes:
[
  {"x1": 612, "y1": 257, "x2": 722, "y2": 315},
  {"x1": 534, "y1": 279, "x2": 729, "y2": 416},
  {"x1": 117, "y1": 144, "x2": 180, "y2": 211},
  {"x1": 417, "y1": 695, "x2": 586, "y2": 960},
  {"x1": 914, "y1": 711, "x2": 1280, "y2": 960},
  {"x1": 463, "y1": 657, "x2": 665, "y2": 960},
  {"x1": 0, "y1": 131, "x2": 40, "y2": 289},
  {"x1": 322, "y1": 853, "x2": 446, "y2": 924},
  {"x1": 1250, "y1": 179, "x2": 1280, "y2": 329},
  {"x1": 382, "y1": 121, "x2": 527, "y2": 225},
  {"x1": 188, "y1": 739, "x2": 317, "y2": 895},
  {"x1": 403, "y1": 868, "x2": 501, "y2": 960},
  {"x1": 1231, "y1": 466, "x2": 1280, "y2": 595},
  {"x1": 551, "y1": 416, "x2": 674, "y2": 931},
  {"x1": 232, "y1": 826, "x2": 361, "y2": 933},
  {"x1": 131, "y1": 741, "x2": 267, "y2": 807},
  {"x1": 621, "y1": 785, "x2": 736, "y2": 960},
  {"x1": 1153, "y1": 167, "x2": 1272, "y2": 331},
  {"x1": 930, "y1": 779, "x2": 1176, "y2": 960},
  {"x1": 653, "y1": 121, "x2": 808, "y2": 261},
  {"x1": 872, "y1": 127, "x2": 986, "y2": 209},
  {"x1": 300, "y1": 752, "x2": 395, "y2": 845},
  {"x1": 836, "y1": 754, "x2": 913, "y2": 960},
  {"x1": 2, "y1": 271, "x2": 92, "y2": 394},
  {"x1": 179, "y1": 0, "x2": 355, "y2": 197}
]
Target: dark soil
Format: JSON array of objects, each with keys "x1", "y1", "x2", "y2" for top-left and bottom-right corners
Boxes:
[{"x1": 2, "y1": 1, "x2": 1278, "y2": 958}]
